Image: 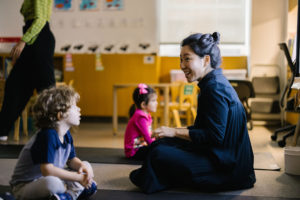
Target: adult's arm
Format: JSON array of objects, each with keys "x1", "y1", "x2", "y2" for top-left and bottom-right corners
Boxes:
[
  {"x1": 22, "y1": 0, "x2": 50, "y2": 44},
  {"x1": 10, "y1": 0, "x2": 50, "y2": 63},
  {"x1": 188, "y1": 83, "x2": 229, "y2": 146},
  {"x1": 154, "y1": 126, "x2": 191, "y2": 141},
  {"x1": 154, "y1": 83, "x2": 229, "y2": 146}
]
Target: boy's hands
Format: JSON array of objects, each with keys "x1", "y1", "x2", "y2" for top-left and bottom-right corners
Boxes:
[
  {"x1": 78, "y1": 163, "x2": 94, "y2": 180},
  {"x1": 78, "y1": 163, "x2": 94, "y2": 188},
  {"x1": 80, "y1": 173, "x2": 93, "y2": 189}
]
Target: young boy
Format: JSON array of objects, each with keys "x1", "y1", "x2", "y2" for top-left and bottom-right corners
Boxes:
[{"x1": 10, "y1": 86, "x2": 97, "y2": 200}]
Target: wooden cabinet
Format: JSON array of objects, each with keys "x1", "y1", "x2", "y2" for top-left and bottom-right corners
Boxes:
[
  {"x1": 0, "y1": 53, "x2": 160, "y2": 116},
  {"x1": 53, "y1": 54, "x2": 65, "y2": 82},
  {"x1": 0, "y1": 53, "x2": 65, "y2": 82},
  {"x1": 64, "y1": 54, "x2": 160, "y2": 117}
]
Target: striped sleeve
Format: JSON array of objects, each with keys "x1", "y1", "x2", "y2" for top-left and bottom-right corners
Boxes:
[{"x1": 22, "y1": 0, "x2": 49, "y2": 44}]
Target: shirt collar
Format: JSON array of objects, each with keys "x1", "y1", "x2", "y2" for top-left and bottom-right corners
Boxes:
[
  {"x1": 136, "y1": 108, "x2": 151, "y2": 119},
  {"x1": 198, "y1": 68, "x2": 223, "y2": 89},
  {"x1": 64, "y1": 131, "x2": 71, "y2": 143}
]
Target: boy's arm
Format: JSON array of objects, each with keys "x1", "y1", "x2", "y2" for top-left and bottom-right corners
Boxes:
[
  {"x1": 40, "y1": 163, "x2": 90, "y2": 187},
  {"x1": 67, "y1": 157, "x2": 83, "y2": 171}
]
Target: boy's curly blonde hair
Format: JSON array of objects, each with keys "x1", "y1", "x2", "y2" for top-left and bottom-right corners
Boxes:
[{"x1": 32, "y1": 85, "x2": 80, "y2": 129}]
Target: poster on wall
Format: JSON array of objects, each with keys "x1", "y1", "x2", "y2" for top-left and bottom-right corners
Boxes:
[
  {"x1": 104, "y1": 0, "x2": 123, "y2": 11},
  {"x1": 54, "y1": 0, "x2": 73, "y2": 11},
  {"x1": 80, "y1": 0, "x2": 99, "y2": 11},
  {"x1": 65, "y1": 53, "x2": 75, "y2": 72},
  {"x1": 95, "y1": 53, "x2": 104, "y2": 71}
]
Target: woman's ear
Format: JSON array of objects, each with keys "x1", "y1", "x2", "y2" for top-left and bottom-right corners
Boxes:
[{"x1": 204, "y1": 55, "x2": 211, "y2": 67}]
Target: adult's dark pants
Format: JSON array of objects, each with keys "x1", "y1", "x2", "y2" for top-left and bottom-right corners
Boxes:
[
  {"x1": 0, "y1": 21, "x2": 55, "y2": 137},
  {"x1": 130, "y1": 138, "x2": 255, "y2": 194}
]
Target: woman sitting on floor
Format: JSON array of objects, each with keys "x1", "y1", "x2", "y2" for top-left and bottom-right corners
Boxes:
[{"x1": 129, "y1": 32, "x2": 256, "y2": 194}]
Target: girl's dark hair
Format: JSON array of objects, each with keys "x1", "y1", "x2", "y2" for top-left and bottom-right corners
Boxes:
[
  {"x1": 129, "y1": 84, "x2": 156, "y2": 117},
  {"x1": 181, "y1": 32, "x2": 221, "y2": 68}
]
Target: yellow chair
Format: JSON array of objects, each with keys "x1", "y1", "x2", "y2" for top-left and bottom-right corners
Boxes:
[
  {"x1": 13, "y1": 90, "x2": 38, "y2": 141},
  {"x1": 152, "y1": 82, "x2": 182, "y2": 129},
  {"x1": 152, "y1": 88, "x2": 161, "y2": 129},
  {"x1": 68, "y1": 79, "x2": 74, "y2": 87},
  {"x1": 13, "y1": 106, "x2": 28, "y2": 141},
  {"x1": 56, "y1": 80, "x2": 74, "y2": 87},
  {"x1": 153, "y1": 82, "x2": 198, "y2": 128},
  {"x1": 169, "y1": 82, "x2": 198, "y2": 127}
]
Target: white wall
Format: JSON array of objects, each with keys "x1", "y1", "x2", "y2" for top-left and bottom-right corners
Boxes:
[
  {"x1": 0, "y1": 0, "x2": 23, "y2": 37},
  {"x1": 250, "y1": 0, "x2": 288, "y2": 71},
  {"x1": 0, "y1": 0, "x2": 289, "y2": 59},
  {"x1": 0, "y1": 0, "x2": 159, "y2": 54}
]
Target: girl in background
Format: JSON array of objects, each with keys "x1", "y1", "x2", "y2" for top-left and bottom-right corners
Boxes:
[{"x1": 124, "y1": 83, "x2": 158, "y2": 160}]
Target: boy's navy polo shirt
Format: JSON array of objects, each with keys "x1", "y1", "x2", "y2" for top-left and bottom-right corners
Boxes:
[
  {"x1": 31, "y1": 129, "x2": 75, "y2": 167},
  {"x1": 10, "y1": 129, "x2": 75, "y2": 186}
]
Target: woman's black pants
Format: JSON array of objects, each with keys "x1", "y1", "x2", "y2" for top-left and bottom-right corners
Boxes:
[{"x1": 0, "y1": 21, "x2": 55, "y2": 137}]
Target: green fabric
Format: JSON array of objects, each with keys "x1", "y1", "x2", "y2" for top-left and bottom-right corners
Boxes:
[{"x1": 20, "y1": 0, "x2": 52, "y2": 45}]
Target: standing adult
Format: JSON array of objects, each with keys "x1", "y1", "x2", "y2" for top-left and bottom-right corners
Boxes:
[
  {"x1": 130, "y1": 32, "x2": 256, "y2": 193},
  {"x1": 0, "y1": 0, "x2": 55, "y2": 142}
]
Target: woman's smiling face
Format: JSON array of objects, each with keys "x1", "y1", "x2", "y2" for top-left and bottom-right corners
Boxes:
[{"x1": 180, "y1": 45, "x2": 206, "y2": 82}]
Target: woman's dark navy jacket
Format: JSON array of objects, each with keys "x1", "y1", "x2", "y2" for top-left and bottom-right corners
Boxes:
[{"x1": 189, "y1": 68, "x2": 255, "y2": 178}]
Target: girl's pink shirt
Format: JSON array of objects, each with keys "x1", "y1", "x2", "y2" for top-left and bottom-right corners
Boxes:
[{"x1": 124, "y1": 109, "x2": 155, "y2": 158}]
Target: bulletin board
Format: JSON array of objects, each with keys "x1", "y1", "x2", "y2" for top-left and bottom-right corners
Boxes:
[
  {"x1": 0, "y1": 0, "x2": 159, "y2": 54},
  {"x1": 51, "y1": 0, "x2": 159, "y2": 54}
]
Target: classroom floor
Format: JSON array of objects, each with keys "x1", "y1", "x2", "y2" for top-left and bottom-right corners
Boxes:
[{"x1": 1, "y1": 121, "x2": 300, "y2": 199}]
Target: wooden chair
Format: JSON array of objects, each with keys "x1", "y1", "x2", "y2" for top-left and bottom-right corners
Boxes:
[
  {"x1": 152, "y1": 82, "x2": 182, "y2": 129},
  {"x1": 56, "y1": 80, "x2": 74, "y2": 87},
  {"x1": 68, "y1": 79, "x2": 74, "y2": 87},
  {"x1": 153, "y1": 82, "x2": 198, "y2": 128},
  {"x1": 169, "y1": 82, "x2": 198, "y2": 127},
  {"x1": 13, "y1": 90, "x2": 38, "y2": 141},
  {"x1": 13, "y1": 106, "x2": 28, "y2": 141}
]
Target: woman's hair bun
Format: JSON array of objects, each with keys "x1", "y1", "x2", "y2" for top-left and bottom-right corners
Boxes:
[{"x1": 212, "y1": 32, "x2": 220, "y2": 44}]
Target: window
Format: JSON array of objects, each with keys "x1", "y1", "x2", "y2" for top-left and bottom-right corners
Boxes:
[{"x1": 159, "y1": 0, "x2": 251, "y2": 56}]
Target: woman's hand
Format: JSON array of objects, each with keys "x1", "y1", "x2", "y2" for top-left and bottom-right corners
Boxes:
[
  {"x1": 154, "y1": 126, "x2": 176, "y2": 138},
  {"x1": 10, "y1": 40, "x2": 26, "y2": 65}
]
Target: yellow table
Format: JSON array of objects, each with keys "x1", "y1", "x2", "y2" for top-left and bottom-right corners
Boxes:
[{"x1": 113, "y1": 83, "x2": 177, "y2": 135}]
